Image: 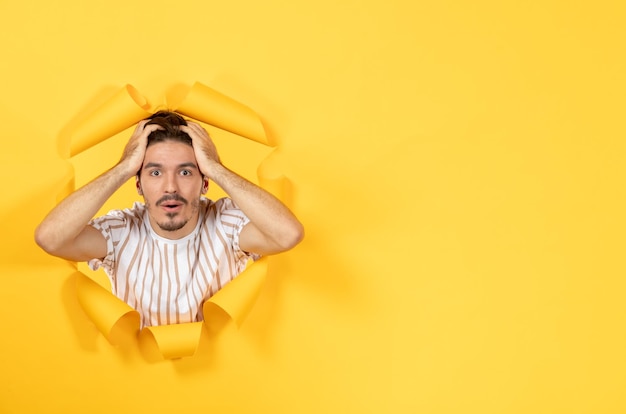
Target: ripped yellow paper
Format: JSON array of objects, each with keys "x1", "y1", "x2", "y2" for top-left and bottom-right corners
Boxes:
[
  {"x1": 59, "y1": 84, "x2": 152, "y2": 158},
  {"x1": 75, "y1": 271, "x2": 140, "y2": 345},
  {"x1": 75, "y1": 258, "x2": 269, "y2": 360},
  {"x1": 202, "y1": 258, "x2": 268, "y2": 328},
  {"x1": 60, "y1": 82, "x2": 290, "y2": 359},
  {"x1": 139, "y1": 322, "x2": 204, "y2": 361},
  {"x1": 168, "y1": 81, "x2": 271, "y2": 146}
]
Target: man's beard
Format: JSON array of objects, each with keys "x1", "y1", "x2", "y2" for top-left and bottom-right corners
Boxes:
[
  {"x1": 151, "y1": 195, "x2": 200, "y2": 233},
  {"x1": 156, "y1": 214, "x2": 190, "y2": 232}
]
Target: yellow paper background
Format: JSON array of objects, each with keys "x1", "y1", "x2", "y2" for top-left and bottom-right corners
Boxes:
[{"x1": 1, "y1": 1, "x2": 626, "y2": 413}]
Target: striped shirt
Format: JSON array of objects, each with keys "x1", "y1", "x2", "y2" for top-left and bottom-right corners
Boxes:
[{"x1": 88, "y1": 197, "x2": 260, "y2": 327}]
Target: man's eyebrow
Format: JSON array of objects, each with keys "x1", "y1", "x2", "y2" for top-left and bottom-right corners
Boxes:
[
  {"x1": 142, "y1": 162, "x2": 198, "y2": 170},
  {"x1": 143, "y1": 162, "x2": 162, "y2": 170}
]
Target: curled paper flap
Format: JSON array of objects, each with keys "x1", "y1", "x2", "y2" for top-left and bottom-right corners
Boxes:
[
  {"x1": 203, "y1": 257, "x2": 268, "y2": 328},
  {"x1": 168, "y1": 82, "x2": 270, "y2": 146},
  {"x1": 75, "y1": 271, "x2": 140, "y2": 344},
  {"x1": 61, "y1": 84, "x2": 151, "y2": 158},
  {"x1": 140, "y1": 322, "x2": 204, "y2": 360}
]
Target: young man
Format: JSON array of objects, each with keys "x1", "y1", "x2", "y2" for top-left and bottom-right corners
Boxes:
[{"x1": 35, "y1": 111, "x2": 304, "y2": 327}]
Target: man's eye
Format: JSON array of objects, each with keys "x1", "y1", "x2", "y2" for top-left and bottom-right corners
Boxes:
[
  {"x1": 181, "y1": 170, "x2": 191, "y2": 176},
  {"x1": 150, "y1": 170, "x2": 161, "y2": 176}
]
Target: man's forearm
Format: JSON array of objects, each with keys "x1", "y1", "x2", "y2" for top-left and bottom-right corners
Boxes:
[
  {"x1": 209, "y1": 163, "x2": 304, "y2": 252},
  {"x1": 35, "y1": 162, "x2": 131, "y2": 253},
  {"x1": 181, "y1": 121, "x2": 303, "y2": 254}
]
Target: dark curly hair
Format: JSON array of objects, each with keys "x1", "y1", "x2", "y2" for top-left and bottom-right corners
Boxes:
[{"x1": 144, "y1": 110, "x2": 192, "y2": 147}]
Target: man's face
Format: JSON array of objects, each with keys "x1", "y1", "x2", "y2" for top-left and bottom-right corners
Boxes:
[{"x1": 138, "y1": 140, "x2": 206, "y2": 239}]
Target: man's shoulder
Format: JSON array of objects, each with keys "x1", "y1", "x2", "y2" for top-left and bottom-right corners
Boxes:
[
  {"x1": 111, "y1": 201, "x2": 145, "y2": 216},
  {"x1": 200, "y1": 197, "x2": 240, "y2": 216},
  {"x1": 94, "y1": 201, "x2": 146, "y2": 225}
]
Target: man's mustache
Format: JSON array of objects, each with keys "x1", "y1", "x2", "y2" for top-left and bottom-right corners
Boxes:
[{"x1": 156, "y1": 194, "x2": 188, "y2": 206}]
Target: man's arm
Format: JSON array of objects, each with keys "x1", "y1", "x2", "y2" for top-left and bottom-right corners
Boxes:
[
  {"x1": 34, "y1": 121, "x2": 160, "y2": 261},
  {"x1": 181, "y1": 122, "x2": 304, "y2": 256}
]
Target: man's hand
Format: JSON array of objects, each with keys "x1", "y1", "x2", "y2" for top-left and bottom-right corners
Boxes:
[
  {"x1": 119, "y1": 120, "x2": 162, "y2": 177},
  {"x1": 180, "y1": 122, "x2": 221, "y2": 179}
]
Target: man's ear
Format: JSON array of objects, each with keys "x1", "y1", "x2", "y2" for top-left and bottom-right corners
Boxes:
[
  {"x1": 202, "y1": 177, "x2": 209, "y2": 194},
  {"x1": 136, "y1": 176, "x2": 143, "y2": 196}
]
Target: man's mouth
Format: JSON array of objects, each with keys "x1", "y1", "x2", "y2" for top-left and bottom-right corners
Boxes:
[
  {"x1": 157, "y1": 195, "x2": 187, "y2": 213},
  {"x1": 161, "y1": 202, "x2": 182, "y2": 212}
]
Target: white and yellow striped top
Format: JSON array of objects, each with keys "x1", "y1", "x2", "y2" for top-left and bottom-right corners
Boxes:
[{"x1": 88, "y1": 197, "x2": 259, "y2": 327}]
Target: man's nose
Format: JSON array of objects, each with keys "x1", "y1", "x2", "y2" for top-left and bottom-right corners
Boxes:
[{"x1": 164, "y1": 174, "x2": 178, "y2": 193}]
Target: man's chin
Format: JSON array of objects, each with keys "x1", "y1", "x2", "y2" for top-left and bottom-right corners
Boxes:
[{"x1": 157, "y1": 219, "x2": 188, "y2": 232}]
